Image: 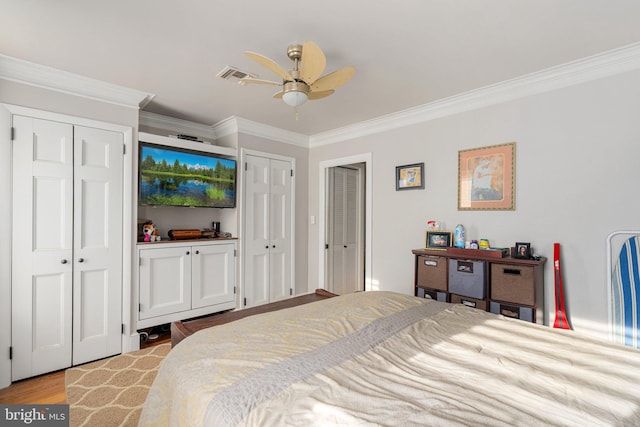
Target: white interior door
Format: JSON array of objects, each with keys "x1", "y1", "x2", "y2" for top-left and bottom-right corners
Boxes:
[
  {"x1": 11, "y1": 116, "x2": 74, "y2": 381},
  {"x1": 268, "y1": 159, "x2": 292, "y2": 302},
  {"x1": 72, "y1": 125, "x2": 123, "y2": 365},
  {"x1": 11, "y1": 116, "x2": 124, "y2": 379},
  {"x1": 244, "y1": 155, "x2": 270, "y2": 307}
]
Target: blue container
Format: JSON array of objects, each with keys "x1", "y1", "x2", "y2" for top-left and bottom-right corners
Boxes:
[{"x1": 454, "y1": 224, "x2": 465, "y2": 248}]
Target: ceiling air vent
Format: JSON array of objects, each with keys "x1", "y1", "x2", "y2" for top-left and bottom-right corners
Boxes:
[{"x1": 216, "y1": 66, "x2": 257, "y2": 84}]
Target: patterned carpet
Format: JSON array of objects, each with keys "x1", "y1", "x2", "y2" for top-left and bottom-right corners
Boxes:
[{"x1": 65, "y1": 343, "x2": 171, "y2": 427}]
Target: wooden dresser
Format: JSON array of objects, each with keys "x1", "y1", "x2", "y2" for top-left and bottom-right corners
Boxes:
[{"x1": 412, "y1": 248, "x2": 546, "y2": 323}]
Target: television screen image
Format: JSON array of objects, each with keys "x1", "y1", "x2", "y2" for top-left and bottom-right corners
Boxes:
[{"x1": 139, "y1": 142, "x2": 236, "y2": 208}]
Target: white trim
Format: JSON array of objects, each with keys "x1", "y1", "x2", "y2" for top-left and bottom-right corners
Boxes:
[
  {"x1": 318, "y1": 153, "x2": 373, "y2": 293},
  {"x1": 139, "y1": 111, "x2": 217, "y2": 142},
  {"x1": 213, "y1": 116, "x2": 308, "y2": 148},
  {"x1": 0, "y1": 54, "x2": 154, "y2": 109},
  {"x1": 309, "y1": 41, "x2": 640, "y2": 147}
]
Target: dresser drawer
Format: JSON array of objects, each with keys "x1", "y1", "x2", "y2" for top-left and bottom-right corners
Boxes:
[
  {"x1": 490, "y1": 264, "x2": 535, "y2": 306},
  {"x1": 490, "y1": 301, "x2": 535, "y2": 322},
  {"x1": 451, "y1": 293, "x2": 488, "y2": 311},
  {"x1": 416, "y1": 255, "x2": 447, "y2": 291}
]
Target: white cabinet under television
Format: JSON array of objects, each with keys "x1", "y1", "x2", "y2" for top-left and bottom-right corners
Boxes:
[{"x1": 137, "y1": 239, "x2": 237, "y2": 329}]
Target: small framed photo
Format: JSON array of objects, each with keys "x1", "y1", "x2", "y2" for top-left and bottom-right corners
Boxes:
[
  {"x1": 426, "y1": 231, "x2": 452, "y2": 250},
  {"x1": 396, "y1": 163, "x2": 424, "y2": 191},
  {"x1": 514, "y1": 242, "x2": 531, "y2": 259}
]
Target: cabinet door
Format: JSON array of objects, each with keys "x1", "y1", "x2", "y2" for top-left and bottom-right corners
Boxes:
[
  {"x1": 192, "y1": 244, "x2": 236, "y2": 309},
  {"x1": 139, "y1": 247, "x2": 191, "y2": 320}
]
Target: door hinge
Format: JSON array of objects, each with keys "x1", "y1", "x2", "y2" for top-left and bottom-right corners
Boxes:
[
  {"x1": 123, "y1": 144, "x2": 126, "y2": 155},
  {"x1": 139, "y1": 303, "x2": 142, "y2": 312},
  {"x1": 325, "y1": 243, "x2": 329, "y2": 249},
  {"x1": 10, "y1": 127, "x2": 15, "y2": 141},
  {"x1": 290, "y1": 288, "x2": 293, "y2": 296},
  {"x1": 233, "y1": 286, "x2": 236, "y2": 294},
  {"x1": 290, "y1": 169, "x2": 293, "y2": 177},
  {"x1": 121, "y1": 324, "x2": 125, "y2": 334},
  {"x1": 9, "y1": 346, "x2": 12, "y2": 360},
  {"x1": 245, "y1": 162, "x2": 248, "y2": 171},
  {"x1": 234, "y1": 249, "x2": 237, "y2": 257},
  {"x1": 244, "y1": 297, "x2": 247, "y2": 306}
]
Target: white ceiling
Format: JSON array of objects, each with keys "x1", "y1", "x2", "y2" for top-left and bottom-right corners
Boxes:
[{"x1": 2, "y1": 0, "x2": 640, "y2": 136}]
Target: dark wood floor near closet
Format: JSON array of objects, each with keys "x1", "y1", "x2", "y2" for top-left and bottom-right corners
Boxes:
[{"x1": 0, "y1": 289, "x2": 337, "y2": 405}]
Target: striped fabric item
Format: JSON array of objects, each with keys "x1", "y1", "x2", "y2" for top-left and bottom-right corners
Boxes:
[{"x1": 611, "y1": 236, "x2": 640, "y2": 348}]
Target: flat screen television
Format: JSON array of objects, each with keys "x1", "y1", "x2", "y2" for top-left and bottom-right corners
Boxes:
[{"x1": 139, "y1": 142, "x2": 236, "y2": 208}]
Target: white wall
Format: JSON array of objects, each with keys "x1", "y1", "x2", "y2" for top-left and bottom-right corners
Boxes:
[{"x1": 308, "y1": 69, "x2": 640, "y2": 341}]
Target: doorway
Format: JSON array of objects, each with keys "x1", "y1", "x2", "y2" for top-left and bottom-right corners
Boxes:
[{"x1": 319, "y1": 154, "x2": 372, "y2": 295}]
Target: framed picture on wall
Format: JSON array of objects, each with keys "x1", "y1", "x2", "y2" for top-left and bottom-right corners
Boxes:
[
  {"x1": 396, "y1": 163, "x2": 425, "y2": 191},
  {"x1": 458, "y1": 142, "x2": 515, "y2": 210},
  {"x1": 425, "y1": 231, "x2": 452, "y2": 250}
]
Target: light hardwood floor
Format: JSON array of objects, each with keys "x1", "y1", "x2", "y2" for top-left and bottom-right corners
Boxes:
[{"x1": 0, "y1": 334, "x2": 170, "y2": 405}]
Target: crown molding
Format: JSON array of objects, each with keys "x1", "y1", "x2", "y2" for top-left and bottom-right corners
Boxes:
[
  {"x1": 0, "y1": 54, "x2": 154, "y2": 109},
  {"x1": 213, "y1": 116, "x2": 308, "y2": 147},
  {"x1": 309, "y1": 42, "x2": 640, "y2": 147},
  {"x1": 139, "y1": 111, "x2": 217, "y2": 141}
]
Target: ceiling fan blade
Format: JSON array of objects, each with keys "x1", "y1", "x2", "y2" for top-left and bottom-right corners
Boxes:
[
  {"x1": 311, "y1": 66, "x2": 356, "y2": 92},
  {"x1": 299, "y1": 41, "x2": 326, "y2": 85},
  {"x1": 239, "y1": 77, "x2": 281, "y2": 86},
  {"x1": 244, "y1": 51, "x2": 293, "y2": 81},
  {"x1": 308, "y1": 89, "x2": 335, "y2": 100},
  {"x1": 272, "y1": 91, "x2": 284, "y2": 99}
]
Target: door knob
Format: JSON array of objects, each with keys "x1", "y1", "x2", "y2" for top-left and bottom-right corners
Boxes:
[{"x1": 61, "y1": 259, "x2": 68, "y2": 264}]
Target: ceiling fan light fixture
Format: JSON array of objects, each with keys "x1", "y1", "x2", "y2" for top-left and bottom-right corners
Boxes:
[
  {"x1": 282, "y1": 81, "x2": 309, "y2": 107},
  {"x1": 282, "y1": 90, "x2": 308, "y2": 107}
]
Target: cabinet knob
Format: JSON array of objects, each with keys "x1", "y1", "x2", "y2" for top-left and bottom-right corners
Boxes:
[
  {"x1": 265, "y1": 246, "x2": 269, "y2": 249},
  {"x1": 195, "y1": 250, "x2": 200, "y2": 254},
  {"x1": 61, "y1": 259, "x2": 68, "y2": 264},
  {"x1": 186, "y1": 251, "x2": 190, "y2": 255},
  {"x1": 344, "y1": 245, "x2": 347, "y2": 248},
  {"x1": 272, "y1": 245, "x2": 276, "y2": 248},
  {"x1": 78, "y1": 258, "x2": 85, "y2": 263}
]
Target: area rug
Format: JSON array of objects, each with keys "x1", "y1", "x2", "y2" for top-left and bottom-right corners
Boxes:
[{"x1": 65, "y1": 343, "x2": 171, "y2": 427}]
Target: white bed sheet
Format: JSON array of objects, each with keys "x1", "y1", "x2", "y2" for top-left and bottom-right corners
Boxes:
[{"x1": 139, "y1": 291, "x2": 640, "y2": 427}]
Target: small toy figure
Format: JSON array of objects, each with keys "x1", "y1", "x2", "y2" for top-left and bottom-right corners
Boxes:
[{"x1": 142, "y1": 221, "x2": 161, "y2": 242}]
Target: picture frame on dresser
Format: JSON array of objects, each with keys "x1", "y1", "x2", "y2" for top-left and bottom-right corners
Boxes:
[
  {"x1": 425, "y1": 231, "x2": 452, "y2": 250},
  {"x1": 514, "y1": 242, "x2": 531, "y2": 259}
]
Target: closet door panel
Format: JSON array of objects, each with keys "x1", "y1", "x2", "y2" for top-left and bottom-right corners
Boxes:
[
  {"x1": 11, "y1": 116, "x2": 73, "y2": 381},
  {"x1": 244, "y1": 155, "x2": 271, "y2": 307},
  {"x1": 269, "y1": 159, "x2": 291, "y2": 302},
  {"x1": 72, "y1": 126, "x2": 123, "y2": 365}
]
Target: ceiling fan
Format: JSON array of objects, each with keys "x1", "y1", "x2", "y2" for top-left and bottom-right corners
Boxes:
[{"x1": 240, "y1": 41, "x2": 355, "y2": 108}]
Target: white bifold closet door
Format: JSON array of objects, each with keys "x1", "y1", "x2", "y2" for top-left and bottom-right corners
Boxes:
[
  {"x1": 243, "y1": 154, "x2": 292, "y2": 308},
  {"x1": 11, "y1": 115, "x2": 123, "y2": 381}
]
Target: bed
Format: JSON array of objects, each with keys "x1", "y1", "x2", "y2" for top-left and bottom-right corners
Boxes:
[{"x1": 139, "y1": 291, "x2": 640, "y2": 426}]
